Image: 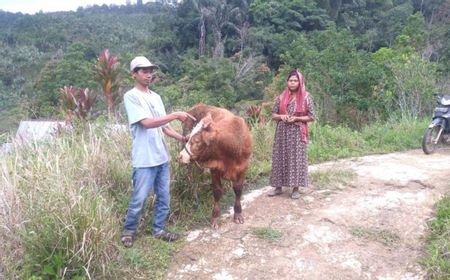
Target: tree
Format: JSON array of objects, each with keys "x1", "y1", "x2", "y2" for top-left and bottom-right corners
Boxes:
[
  {"x1": 248, "y1": 0, "x2": 332, "y2": 69},
  {"x1": 373, "y1": 48, "x2": 437, "y2": 119},
  {"x1": 281, "y1": 28, "x2": 385, "y2": 127},
  {"x1": 415, "y1": 0, "x2": 447, "y2": 25},
  {"x1": 249, "y1": 0, "x2": 331, "y2": 32},
  {"x1": 177, "y1": 0, "x2": 254, "y2": 59}
]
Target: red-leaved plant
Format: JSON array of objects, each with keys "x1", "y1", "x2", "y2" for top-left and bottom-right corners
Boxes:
[
  {"x1": 95, "y1": 49, "x2": 121, "y2": 118},
  {"x1": 60, "y1": 86, "x2": 97, "y2": 122}
]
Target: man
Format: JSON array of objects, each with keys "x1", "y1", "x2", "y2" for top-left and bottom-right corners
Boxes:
[{"x1": 121, "y1": 56, "x2": 194, "y2": 247}]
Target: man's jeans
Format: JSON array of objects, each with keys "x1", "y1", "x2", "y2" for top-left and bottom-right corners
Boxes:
[{"x1": 123, "y1": 162, "x2": 170, "y2": 236}]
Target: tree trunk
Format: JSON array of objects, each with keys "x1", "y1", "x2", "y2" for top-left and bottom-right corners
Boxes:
[{"x1": 199, "y1": 11, "x2": 206, "y2": 57}]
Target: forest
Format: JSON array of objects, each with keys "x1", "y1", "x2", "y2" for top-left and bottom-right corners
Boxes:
[{"x1": 0, "y1": 0, "x2": 449, "y2": 138}]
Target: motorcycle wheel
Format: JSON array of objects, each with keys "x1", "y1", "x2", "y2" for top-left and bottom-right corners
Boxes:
[{"x1": 422, "y1": 126, "x2": 442, "y2": 154}]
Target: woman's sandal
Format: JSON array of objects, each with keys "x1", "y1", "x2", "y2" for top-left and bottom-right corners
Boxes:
[
  {"x1": 291, "y1": 191, "x2": 301, "y2": 199},
  {"x1": 121, "y1": 235, "x2": 134, "y2": 248},
  {"x1": 267, "y1": 187, "x2": 282, "y2": 197},
  {"x1": 153, "y1": 230, "x2": 179, "y2": 242}
]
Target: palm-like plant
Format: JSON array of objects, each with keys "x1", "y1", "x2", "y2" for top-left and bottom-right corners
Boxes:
[
  {"x1": 95, "y1": 49, "x2": 120, "y2": 118},
  {"x1": 60, "y1": 86, "x2": 96, "y2": 122},
  {"x1": 246, "y1": 102, "x2": 270, "y2": 127}
]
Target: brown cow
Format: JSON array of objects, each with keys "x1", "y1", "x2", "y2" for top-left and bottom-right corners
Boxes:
[{"x1": 178, "y1": 104, "x2": 252, "y2": 229}]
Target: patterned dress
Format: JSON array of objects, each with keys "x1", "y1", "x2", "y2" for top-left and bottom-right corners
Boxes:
[{"x1": 269, "y1": 95, "x2": 315, "y2": 189}]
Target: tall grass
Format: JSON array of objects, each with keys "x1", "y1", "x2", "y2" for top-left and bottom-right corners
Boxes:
[
  {"x1": 1, "y1": 124, "x2": 131, "y2": 279},
  {"x1": 247, "y1": 122, "x2": 275, "y2": 181},
  {"x1": 422, "y1": 195, "x2": 450, "y2": 279},
  {"x1": 0, "y1": 116, "x2": 433, "y2": 278}
]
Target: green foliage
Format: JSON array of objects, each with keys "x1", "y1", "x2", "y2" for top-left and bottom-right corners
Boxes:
[
  {"x1": 157, "y1": 50, "x2": 271, "y2": 110},
  {"x1": 189, "y1": 57, "x2": 234, "y2": 106},
  {"x1": 350, "y1": 226, "x2": 400, "y2": 247},
  {"x1": 282, "y1": 28, "x2": 386, "y2": 127},
  {"x1": 308, "y1": 117, "x2": 429, "y2": 163},
  {"x1": 328, "y1": 0, "x2": 415, "y2": 50},
  {"x1": 30, "y1": 42, "x2": 97, "y2": 118},
  {"x1": 397, "y1": 12, "x2": 427, "y2": 51},
  {"x1": 166, "y1": 57, "x2": 237, "y2": 108},
  {"x1": 308, "y1": 123, "x2": 365, "y2": 162},
  {"x1": 247, "y1": 121, "x2": 275, "y2": 180},
  {"x1": 248, "y1": 0, "x2": 333, "y2": 68},
  {"x1": 20, "y1": 188, "x2": 116, "y2": 279},
  {"x1": 422, "y1": 195, "x2": 450, "y2": 279},
  {"x1": 1, "y1": 124, "x2": 131, "y2": 279},
  {"x1": 373, "y1": 47, "x2": 437, "y2": 119},
  {"x1": 251, "y1": 227, "x2": 282, "y2": 241},
  {"x1": 0, "y1": 0, "x2": 448, "y2": 134},
  {"x1": 250, "y1": 0, "x2": 332, "y2": 32},
  {"x1": 118, "y1": 236, "x2": 177, "y2": 280},
  {"x1": 0, "y1": 42, "x2": 45, "y2": 131}
]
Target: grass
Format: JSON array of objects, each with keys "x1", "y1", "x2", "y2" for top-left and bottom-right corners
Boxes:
[
  {"x1": 116, "y1": 237, "x2": 177, "y2": 280},
  {"x1": 0, "y1": 116, "x2": 438, "y2": 279},
  {"x1": 350, "y1": 225, "x2": 400, "y2": 247},
  {"x1": 251, "y1": 227, "x2": 283, "y2": 242},
  {"x1": 309, "y1": 168, "x2": 355, "y2": 190},
  {"x1": 421, "y1": 195, "x2": 450, "y2": 280},
  {"x1": 307, "y1": 117, "x2": 429, "y2": 163}
]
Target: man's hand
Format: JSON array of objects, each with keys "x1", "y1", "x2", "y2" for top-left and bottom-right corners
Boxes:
[
  {"x1": 172, "y1": 112, "x2": 196, "y2": 122},
  {"x1": 182, "y1": 135, "x2": 190, "y2": 143}
]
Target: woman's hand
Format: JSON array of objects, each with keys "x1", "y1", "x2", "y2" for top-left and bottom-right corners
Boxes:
[
  {"x1": 281, "y1": 115, "x2": 290, "y2": 122},
  {"x1": 282, "y1": 115, "x2": 297, "y2": 123}
]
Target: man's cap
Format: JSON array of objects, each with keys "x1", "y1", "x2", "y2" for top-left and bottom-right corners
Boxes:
[{"x1": 130, "y1": 56, "x2": 158, "y2": 71}]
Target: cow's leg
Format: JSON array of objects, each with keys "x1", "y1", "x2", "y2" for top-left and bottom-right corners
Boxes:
[
  {"x1": 210, "y1": 170, "x2": 223, "y2": 229},
  {"x1": 232, "y1": 174, "x2": 245, "y2": 224}
]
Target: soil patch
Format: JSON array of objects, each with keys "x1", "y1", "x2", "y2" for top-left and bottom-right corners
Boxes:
[{"x1": 166, "y1": 149, "x2": 450, "y2": 280}]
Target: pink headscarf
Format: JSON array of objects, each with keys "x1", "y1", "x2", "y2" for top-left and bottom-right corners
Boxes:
[{"x1": 279, "y1": 69, "x2": 310, "y2": 143}]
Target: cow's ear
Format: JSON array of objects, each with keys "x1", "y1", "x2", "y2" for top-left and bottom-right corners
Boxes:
[{"x1": 202, "y1": 113, "x2": 213, "y2": 130}]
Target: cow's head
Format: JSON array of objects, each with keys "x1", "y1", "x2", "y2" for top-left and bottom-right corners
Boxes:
[{"x1": 178, "y1": 112, "x2": 216, "y2": 163}]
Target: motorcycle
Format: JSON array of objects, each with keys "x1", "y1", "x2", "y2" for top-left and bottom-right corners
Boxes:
[{"x1": 422, "y1": 93, "x2": 450, "y2": 154}]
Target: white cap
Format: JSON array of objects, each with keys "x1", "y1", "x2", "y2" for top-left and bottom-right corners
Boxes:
[{"x1": 130, "y1": 56, "x2": 158, "y2": 71}]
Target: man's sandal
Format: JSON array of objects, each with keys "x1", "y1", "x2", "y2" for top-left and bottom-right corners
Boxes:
[
  {"x1": 121, "y1": 235, "x2": 134, "y2": 248},
  {"x1": 153, "y1": 230, "x2": 179, "y2": 242}
]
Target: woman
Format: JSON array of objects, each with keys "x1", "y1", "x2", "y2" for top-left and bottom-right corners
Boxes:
[{"x1": 268, "y1": 69, "x2": 316, "y2": 199}]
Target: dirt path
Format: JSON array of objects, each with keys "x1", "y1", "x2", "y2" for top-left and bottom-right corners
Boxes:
[{"x1": 165, "y1": 149, "x2": 450, "y2": 280}]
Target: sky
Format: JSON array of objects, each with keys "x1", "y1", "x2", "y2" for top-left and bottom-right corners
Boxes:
[{"x1": 0, "y1": 0, "x2": 131, "y2": 14}]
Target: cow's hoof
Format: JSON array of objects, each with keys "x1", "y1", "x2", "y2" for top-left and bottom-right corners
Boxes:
[
  {"x1": 233, "y1": 214, "x2": 244, "y2": 224},
  {"x1": 211, "y1": 219, "x2": 220, "y2": 229}
]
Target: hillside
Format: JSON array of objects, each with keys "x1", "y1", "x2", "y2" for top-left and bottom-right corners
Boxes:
[{"x1": 0, "y1": 0, "x2": 449, "y2": 138}]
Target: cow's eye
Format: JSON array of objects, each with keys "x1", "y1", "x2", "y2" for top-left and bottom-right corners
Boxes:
[{"x1": 192, "y1": 135, "x2": 201, "y2": 143}]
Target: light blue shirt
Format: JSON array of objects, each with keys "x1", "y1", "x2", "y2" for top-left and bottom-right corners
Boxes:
[{"x1": 123, "y1": 88, "x2": 169, "y2": 167}]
